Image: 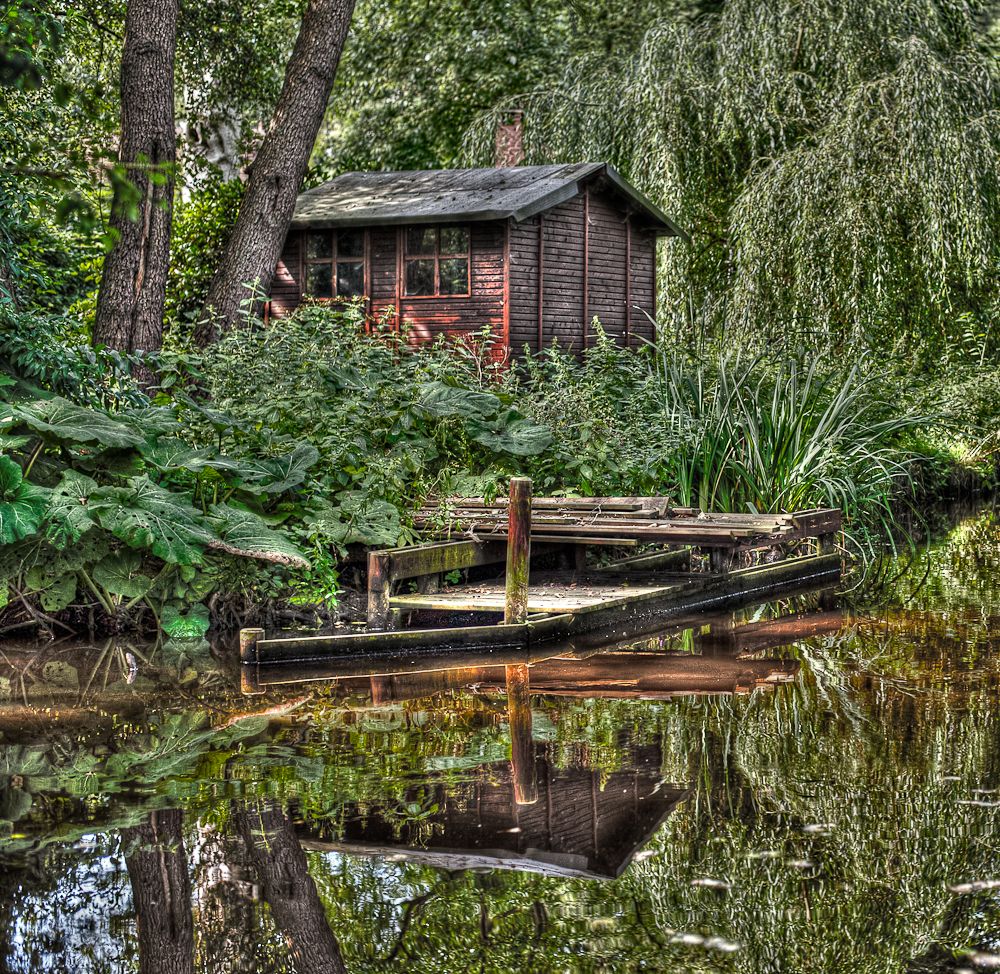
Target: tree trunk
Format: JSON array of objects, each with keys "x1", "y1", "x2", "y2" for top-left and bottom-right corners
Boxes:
[
  {"x1": 236, "y1": 801, "x2": 347, "y2": 974},
  {"x1": 93, "y1": 0, "x2": 178, "y2": 378},
  {"x1": 195, "y1": 0, "x2": 355, "y2": 345},
  {"x1": 122, "y1": 808, "x2": 194, "y2": 974}
]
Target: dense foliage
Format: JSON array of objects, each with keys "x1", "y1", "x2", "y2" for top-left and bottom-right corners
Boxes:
[{"x1": 0, "y1": 301, "x2": 940, "y2": 634}]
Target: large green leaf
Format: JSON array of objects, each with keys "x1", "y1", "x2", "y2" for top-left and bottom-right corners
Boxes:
[
  {"x1": 89, "y1": 477, "x2": 216, "y2": 564},
  {"x1": 45, "y1": 470, "x2": 99, "y2": 547},
  {"x1": 161, "y1": 603, "x2": 210, "y2": 639},
  {"x1": 13, "y1": 397, "x2": 145, "y2": 449},
  {"x1": 91, "y1": 550, "x2": 155, "y2": 600},
  {"x1": 207, "y1": 504, "x2": 309, "y2": 567},
  {"x1": 469, "y1": 413, "x2": 554, "y2": 457},
  {"x1": 0, "y1": 456, "x2": 47, "y2": 543},
  {"x1": 139, "y1": 437, "x2": 242, "y2": 474},
  {"x1": 416, "y1": 381, "x2": 501, "y2": 419},
  {"x1": 308, "y1": 493, "x2": 402, "y2": 548},
  {"x1": 234, "y1": 443, "x2": 320, "y2": 494}
]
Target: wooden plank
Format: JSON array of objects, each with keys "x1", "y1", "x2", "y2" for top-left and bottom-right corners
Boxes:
[
  {"x1": 601, "y1": 547, "x2": 691, "y2": 572},
  {"x1": 254, "y1": 621, "x2": 529, "y2": 663},
  {"x1": 390, "y1": 579, "x2": 692, "y2": 614},
  {"x1": 382, "y1": 539, "x2": 510, "y2": 580}
]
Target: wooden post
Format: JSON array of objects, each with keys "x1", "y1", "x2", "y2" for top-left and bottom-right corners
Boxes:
[
  {"x1": 504, "y1": 477, "x2": 532, "y2": 625},
  {"x1": 239, "y1": 627, "x2": 265, "y2": 696},
  {"x1": 368, "y1": 550, "x2": 393, "y2": 629},
  {"x1": 505, "y1": 663, "x2": 537, "y2": 805}
]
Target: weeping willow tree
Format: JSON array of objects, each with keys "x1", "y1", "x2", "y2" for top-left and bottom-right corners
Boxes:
[{"x1": 465, "y1": 0, "x2": 1000, "y2": 358}]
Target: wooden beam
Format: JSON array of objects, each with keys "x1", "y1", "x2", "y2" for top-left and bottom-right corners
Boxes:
[
  {"x1": 502, "y1": 218, "x2": 511, "y2": 352},
  {"x1": 537, "y1": 213, "x2": 545, "y2": 352},
  {"x1": 624, "y1": 214, "x2": 631, "y2": 347},
  {"x1": 582, "y1": 186, "x2": 590, "y2": 347},
  {"x1": 504, "y1": 477, "x2": 532, "y2": 625}
]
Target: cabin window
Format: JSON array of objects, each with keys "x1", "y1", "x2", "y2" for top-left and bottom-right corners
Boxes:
[
  {"x1": 304, "y1": 229, "x2": 365, "y2": 299},
  {"x1": 404, "y1": 225, "x2": 470, "y2": 297}
]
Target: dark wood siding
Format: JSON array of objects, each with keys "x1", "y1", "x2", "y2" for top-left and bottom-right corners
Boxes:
[
  {"x1": 586, "y1": 189, "x2": 628, "y2": 342},
  {"x1": 507, "y1": 185, "x2": 660, "y2": 353},
  {"x1": 270, "y1": 230, "x2": 302, "y2": 317},
  {"x1": 629, "y1": 227, "x2": 657, "y2": 345},
  {"x1": 538, "y1": 195, "x2": 586, "y2": 353},
  {"x1": 508, "y1": 216, "x2": 540, "y2": 353}
]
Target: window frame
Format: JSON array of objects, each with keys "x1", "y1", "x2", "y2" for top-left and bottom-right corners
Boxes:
[
  {"x1": 301, "y1": 227, "x2": 369, "y2": 302},
  {"x1": 401, "y1": 224, "x2": 472, "y2": 299}
]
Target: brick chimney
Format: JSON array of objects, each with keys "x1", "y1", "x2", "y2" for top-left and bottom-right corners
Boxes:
[{"x1": 494, "y1": 110, "x2": 524, "y2": 168}]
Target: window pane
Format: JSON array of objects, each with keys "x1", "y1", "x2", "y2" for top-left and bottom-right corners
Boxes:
[
  {"x1": 337, "y1": 261, "x2": 364, "y2": 298},
  {"x1": 439, "y1": 226, "x2": 469, "y2": 254},
  {"x1": 406, "y1": 226, "x2": 436, "y2": 255},
  {"x1": 306, "y1": 263, "x2": 333, "y2": 297},
  {"x1": 306, "y1": 232, "x2": 333, "y2": 259},
  {"x1": 405, "y1": 258, "x2": 434, "y2": 295},
  {"x1": 337, "y1": 228, "x2": 364, "y2": 258},
  {"x1": 439, "y1": 257, "x2": 468, "y2": 295}
]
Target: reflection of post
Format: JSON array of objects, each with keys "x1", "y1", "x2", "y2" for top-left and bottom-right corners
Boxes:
[
  {"x1": 504, "y1": 477, "x2": 532, "y2": 625},
  {"x1": 239, "y1": 627, "x2": 265, "y2": 696},
  {"x1": 506, "y1": 663, "x2": 538, "y2": 805},
  {"x1": 370, "y1": 675, "x2": 391, "y2": 705},
  {"x1": 122, "y1": 808, "x2": 194, "y2": 974},
  {"x1": 237, "y1": 801, "x2": 347, "y2": 974}
]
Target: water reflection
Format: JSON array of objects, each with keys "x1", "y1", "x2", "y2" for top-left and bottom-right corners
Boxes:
[{"x1": 1, "y1": 505, "x2": 1000, "y2": 972}]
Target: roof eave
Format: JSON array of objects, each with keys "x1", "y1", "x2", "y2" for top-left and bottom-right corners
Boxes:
[{"x1": 600, "y1": 164, "x2": 690, "y2": 243}]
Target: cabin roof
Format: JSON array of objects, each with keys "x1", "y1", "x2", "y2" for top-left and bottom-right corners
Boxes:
[{"x1": 290, "y1": 162, "x2": 685, "y2": 237}]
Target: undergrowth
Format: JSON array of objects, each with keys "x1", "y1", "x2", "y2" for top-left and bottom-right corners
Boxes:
[{"x1": 0, "y1": 301, "x2": 983, "y2": 637}]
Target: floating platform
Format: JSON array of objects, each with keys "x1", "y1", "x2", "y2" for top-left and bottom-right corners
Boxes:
[{"x1": 242, "y1": 490, "x2": 842, "y2": 678}]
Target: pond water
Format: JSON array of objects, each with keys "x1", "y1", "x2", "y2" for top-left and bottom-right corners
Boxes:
[{"x1": 2, "y1": 503, "x2": 1000, "y2": 973}]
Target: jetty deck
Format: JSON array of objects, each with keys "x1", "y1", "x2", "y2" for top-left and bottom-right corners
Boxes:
[{"x1": 242, "y1": 483, "x2": 842, "y2": 674}]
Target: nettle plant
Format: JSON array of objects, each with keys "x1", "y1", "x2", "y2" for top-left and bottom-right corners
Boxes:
[{"x1": 0, "y1": 385, "x2": 310, "y2": 637}]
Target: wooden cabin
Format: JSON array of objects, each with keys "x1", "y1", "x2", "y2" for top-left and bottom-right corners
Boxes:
[{"x1": 269, "y1": 162, "x2": 685, "y2": 355}]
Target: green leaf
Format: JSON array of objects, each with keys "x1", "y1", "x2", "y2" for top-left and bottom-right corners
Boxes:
[
  {"x1": 139, "y1": 437, "x2": 242, "y2": 475},
  {"x1": 416, "y1": 381, "x2": 501, "y2": 419},
  {"x1": 122, "y1": 406, "x2": 184, "y2": 436},
  {"x1": 161, "y1": 603, "x2": 210, "y2": 639},
  {"x1": 207, "y1": 504, "x2": 309, "y2": 567},
  {"x1": 89, "y1": 476, "x2": 216, "y2": 564},
  {"x1": 469, "y1": 413, "x2": 554, "y2": 456},
  {"x1": 308, "y1": 493, "x2": 402, "y2": 548},
  {"x1": 44, "y1": 470, "x2": 99, "y2": 547},
  {"x1": 39, "y1": 574, "x2": 76, "y2": 613},
  {"x1": 13, "y1": 397, "x2": 145, "y2": 449},
  {"x1": 0, "y1": 455, "x2": 46, "y2": 543},
  {"x1": 234, "y1": 443, "x2": 319, "y2": 494},
  {"x1": 92, "y1": 551, "x2": 154, "y2": 599}
]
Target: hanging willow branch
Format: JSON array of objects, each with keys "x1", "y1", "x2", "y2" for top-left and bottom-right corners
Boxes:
[{"x1": 463, "y1": 0, "x2": 1000, "y2": 356}]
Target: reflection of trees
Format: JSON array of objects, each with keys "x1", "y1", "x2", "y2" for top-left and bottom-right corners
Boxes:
[
  {"x1": 122, "y1": 809, "x2": 194, "y2": 974},
  {"x1": 235, "y1": 801, "x2": 347, "y2": 974}
]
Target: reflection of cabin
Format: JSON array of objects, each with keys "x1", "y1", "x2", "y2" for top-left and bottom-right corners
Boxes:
[
  {"x1": 299, "y1": 744, "x2": 689, "y2": 880},
  {"x1": 270, "y1": 163, "x2": 684, "y2": 354}
]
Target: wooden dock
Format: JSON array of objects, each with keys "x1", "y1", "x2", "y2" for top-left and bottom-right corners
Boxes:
[{"x1": 241, "y1": 482, "x2": 842, "y2": 673}]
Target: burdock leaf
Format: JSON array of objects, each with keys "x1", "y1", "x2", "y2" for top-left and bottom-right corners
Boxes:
[
  {"x1": 14, "y1": 397, "x2": 145, "y2": 449},
  {"x1": 207, "y1": 504, "x2": 309, "y2": 567},
  {"x1": 0, "y1": 456, "x2": 47, "y2": 543},
  {"x1": 45, "y1": 470, "x2": 99, "y2": 547},
  {"x1": 469, "y1": 414, "x2": 554, "y2": 457},
  {"x1": 92, "y1": 550, "x2": 155, "y2": 599},
  {"x1": 89, "y1": 476, "x2": 215, "y2": 565},
  {"x1": 233, "y1": 443, "x2": 319, "y2": 494}
]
